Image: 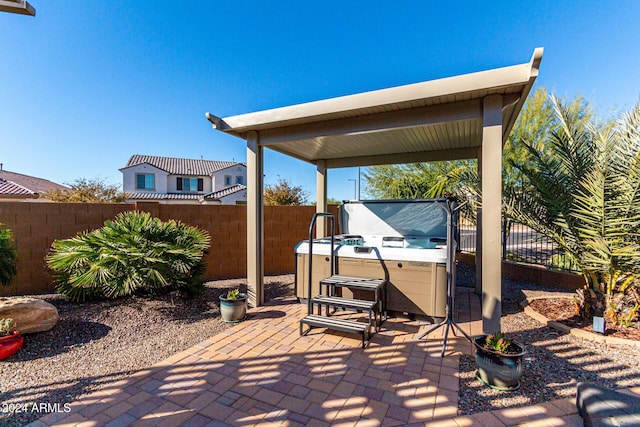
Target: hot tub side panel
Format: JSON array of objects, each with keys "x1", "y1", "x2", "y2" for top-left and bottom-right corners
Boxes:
[
  {"x1": 295, "y1": 253, "x2": 333, "y2": 300},
  {"x1": 337, "y1": 257, "x2": 446, "y2": 319},
  {"x1": 295, "y1": 251, "x2": 447, "y2": 319}
]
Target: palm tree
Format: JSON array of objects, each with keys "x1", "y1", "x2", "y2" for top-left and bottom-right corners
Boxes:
[{"x1": 506, "y1": 95, "x2": 640, "y2": 322}]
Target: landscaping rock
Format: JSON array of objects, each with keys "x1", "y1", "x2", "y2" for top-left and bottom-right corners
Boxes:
[{"x1": 0, "y1": 297, "x2": 59, "y2": 334}]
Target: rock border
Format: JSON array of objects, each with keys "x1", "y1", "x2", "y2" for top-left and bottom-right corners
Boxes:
[{"x1": 520, "y1": 295, "x2": 640, "y2": 348}]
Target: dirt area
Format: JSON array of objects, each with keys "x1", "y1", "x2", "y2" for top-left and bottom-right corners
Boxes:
[{"x1": 528, "y1": 297, "x2": 640, "y2": 341}]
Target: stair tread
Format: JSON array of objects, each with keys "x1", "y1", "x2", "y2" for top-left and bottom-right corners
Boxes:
[
  {"x1": 300, "y1": 314, "x2": 369, "y2": 331},
  {"x1": 320, "y1": 275, "x2": 386, "y2": 290},
  {"x1": 311, "y1": 295, "x2": 377, "y2": 309}
]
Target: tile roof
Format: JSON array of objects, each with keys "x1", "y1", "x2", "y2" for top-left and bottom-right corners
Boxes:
[
  {"x1": 208, "y1": 184, "x2": 247, "y2": 200},
  {"x1": 0, "y1": 178, "x2": 36, "y2": 197},
  {"x1": 126, "y1": 185, "x2": 246, "y2": 202},
  {"x1": 0, "y1": 170, "x2": 67, "y2": 196},
  {"x1": 122, "y1": 155, "x2": 246, "y2": 176},
  {"x1": 125, "y1": 192, "x2": 202, "y2": 201}
]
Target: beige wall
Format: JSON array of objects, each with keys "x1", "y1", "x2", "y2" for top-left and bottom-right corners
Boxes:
[
  {"x1": 121, "y1": 164, "x2": 169, "y2": 193},
  {"x1": 212, "y1": 164, "x2": 247, "y2": 192},
  {"x1": 0, "y1": 201, "x2": 338, "y2": 296}
]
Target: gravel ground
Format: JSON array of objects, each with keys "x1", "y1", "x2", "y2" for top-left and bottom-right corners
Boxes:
[
  {"x1": 0, "y1": 275, "x2": 293, "y2": 427},
  {"x1": 4, "y1": 266, "x2": 640, "y2": 424},
  {"x1": 457, "y1": 263, "x2": 640, "y2": 415}
]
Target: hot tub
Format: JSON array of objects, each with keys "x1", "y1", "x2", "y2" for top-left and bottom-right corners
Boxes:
[{"x1": 294, "y1": 199, "x2": 452, "y2": 320}]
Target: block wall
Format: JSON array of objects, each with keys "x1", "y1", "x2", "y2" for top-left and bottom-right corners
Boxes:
[{"x1": 0, "y1": 202, "x2": 338, "y2": 296}]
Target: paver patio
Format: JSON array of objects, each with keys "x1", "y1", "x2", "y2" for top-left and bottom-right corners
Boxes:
[{"x1": 28, "y1": 288, "x2": 592, "y2": 426}]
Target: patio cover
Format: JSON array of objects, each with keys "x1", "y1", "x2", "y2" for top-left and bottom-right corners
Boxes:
[{"x1": 207, "y1": 48, "x2": 543, "y2": 334}]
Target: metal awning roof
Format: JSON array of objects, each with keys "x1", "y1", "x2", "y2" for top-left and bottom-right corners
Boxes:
[{"x1": 207, "y1": 48, "x2": 542, "y2": 168}]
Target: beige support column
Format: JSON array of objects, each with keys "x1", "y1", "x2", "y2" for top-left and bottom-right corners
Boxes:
[
  {"x1": 481, "y1": 95, "x2": 503, "y2": 334},
  {"x1": 475, "y1": 147, "x2": 483, "y2": 295},
  {"x1": 316, "y1": 160, "x2": 328, "y2": 238},
  {"x1": 246, "y1": 131, "x2": 264, "y2": 307}
]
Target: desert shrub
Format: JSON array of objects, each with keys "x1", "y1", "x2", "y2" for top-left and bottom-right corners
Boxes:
[
  {"x1": 0, "y1": 223, "x2": 17, "y2": 286},
  {"x1": 47, "y1": 211, "x2": 210, "y2": 301}
]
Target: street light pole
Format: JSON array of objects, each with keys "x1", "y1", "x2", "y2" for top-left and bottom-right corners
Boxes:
[{"x1": 348, "y1": 179, "x2": 357, "y2": 200}]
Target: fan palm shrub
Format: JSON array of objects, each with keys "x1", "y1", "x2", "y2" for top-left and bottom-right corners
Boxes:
[
  {"x1": 47, "y1": 211, "x2": 211, "y2": 301},
  {"x1": 0, "y1": 223, "x2": 18, "y2": 286},
  {"x1": 506, "y1": 95, "x2": 640, "y2": 325}
]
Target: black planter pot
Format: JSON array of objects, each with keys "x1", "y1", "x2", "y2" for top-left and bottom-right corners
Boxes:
[
  {"x1": 473, "y1": 335, "x2": 526, "y2": 391},
  {"x1": 219, "y1": 293, "x2": 247, "y2": 323}
]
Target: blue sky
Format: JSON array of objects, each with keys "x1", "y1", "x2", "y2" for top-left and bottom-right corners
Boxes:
[{"x1": 1, "y1": 1, "x2": 639, "y2": 202}]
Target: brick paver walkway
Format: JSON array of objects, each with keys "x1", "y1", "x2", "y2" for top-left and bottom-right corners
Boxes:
[{"x1": 28, "y1": 288, "x2": 589, "y2": 426}]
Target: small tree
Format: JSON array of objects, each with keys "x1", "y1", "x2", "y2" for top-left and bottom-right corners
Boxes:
[
  {"x1": 507, "y1": 95, "x2": 640, "y2": 325},
  {"x1": 42, "y1": 178, "x2": 127, "y2": 203},
  {"x1": 0, "y1": 223, "x2": 17, "y2": 286},
  {"x1": 264, "y1": 178, "x2": 309, "y2": 206}
]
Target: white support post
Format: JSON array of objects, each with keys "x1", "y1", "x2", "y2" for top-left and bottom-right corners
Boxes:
[
  {"x1": 246, "y1": 131, "x2": 264, "y2": 308},
  {"x1": 316, "y1": 160, "x2": 328, "y2": 238},
  {"x1": 481, "y1": 95, "x2": 503, "y2": 334}
]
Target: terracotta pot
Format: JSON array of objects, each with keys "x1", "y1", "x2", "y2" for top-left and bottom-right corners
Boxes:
[
  {"x1": 473, "y1": 335, "x2": 526, "y2": 391},
  {"x1": 219, "y1": 293, "x2": 247, "y2": 323},
  {"x1": 0, "y1": 331, "x2": 24, "y2": 360}
]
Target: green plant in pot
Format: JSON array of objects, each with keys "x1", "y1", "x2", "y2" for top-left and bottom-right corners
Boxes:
[
  {"x1": 473, "y1": 332, "x2": 526, "y2": 391},
  {"x1": 0, "y1": 318, "x2": 24, "y2": 360},
  {"x1": 219, "y1": 288, "x2": 247, "y2": 323}
]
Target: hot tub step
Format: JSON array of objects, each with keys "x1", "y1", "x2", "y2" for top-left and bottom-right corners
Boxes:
[
  {"x1": 320, "y1": 275, "x2": 386, "y2": 291},
  {"x1": 311, "y1": 295, "x2": 380, "y2": 330},
  {"x1": 312, "y1": 295, "x2": 376, "y2": 311},
  {"x1": 319, "y1": 275, "x2": 387, "y2": 322},
  {"x1": 300, "y1": 314, "x2": 371, "y2": 348}
]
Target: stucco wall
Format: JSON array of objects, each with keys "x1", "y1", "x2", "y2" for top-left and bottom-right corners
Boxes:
[
  {"x1": 121, "y1": 164, "x2": 169, "y2": 193},
  {"x1": 219, "y1": 190, "x2": 247, "y2": 205},
  {"x1": 212, "y1": 165, "x2": 246, "y2": 192},
  {"x1": 165, "y1": 174, "x2": 213, "y2": 194}
]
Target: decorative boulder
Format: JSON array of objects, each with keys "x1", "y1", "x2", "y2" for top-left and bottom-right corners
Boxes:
[{"x1": 0, "y1": 297, "x2": 59, "y2": 334}]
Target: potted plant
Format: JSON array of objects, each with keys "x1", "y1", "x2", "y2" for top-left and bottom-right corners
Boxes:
[
  {"x1": 0, "y1": 318, "x2": 24, "y2": 360},
  {"x1": 473, "y1": 332, "x2": 526, "y2": 391},
  {"x1": 219, "y1": 289, "x2": 247, "y2": 323}
]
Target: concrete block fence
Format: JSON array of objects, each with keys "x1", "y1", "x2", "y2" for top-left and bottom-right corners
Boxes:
[
  {"x1": 0, "y1": 201, "x2": 582, "y2": 296},
  {"x1": 0, "y1": 202, "x2": 338, "y2": 296}
]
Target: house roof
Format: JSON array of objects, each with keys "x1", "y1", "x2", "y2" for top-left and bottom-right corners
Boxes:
[
  {"x1": 207, "y1": 48, "x2": 543, "y2": 168},
  {"x1": 0, "y1": 170, "x2": 67, "y2": 197},
  {"x1": 0, "y1": 178, "x2": 36, "y2": 198},
  {"x1": 209, "y1": 184, "x2": 247, "y2": 200},
  {"x1": 126, "y1": 185, "x2": 247, "y2": 202},
  {"x1": 126, "y1": 192, "x2": 203, "y2": 201},
  {"x1": 121, "y1": 155, "x2": 246, "y2": 176}
]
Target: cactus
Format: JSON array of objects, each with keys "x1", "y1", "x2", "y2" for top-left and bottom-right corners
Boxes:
[{"x1": 0, "y1": 318, "x2": 15, "y2": 337}]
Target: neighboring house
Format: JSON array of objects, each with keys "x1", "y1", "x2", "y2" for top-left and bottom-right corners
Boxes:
[
  {"x1": 120, "y1": 155, "x2": 247, "y2": 205},
  {"x1": 0, "y1": 166, "x2": 68, "y2": 201}
]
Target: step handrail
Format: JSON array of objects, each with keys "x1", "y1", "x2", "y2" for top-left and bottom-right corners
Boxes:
[{"x1": 307, "y1": 212, "x2": 335, "y2": 315}]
